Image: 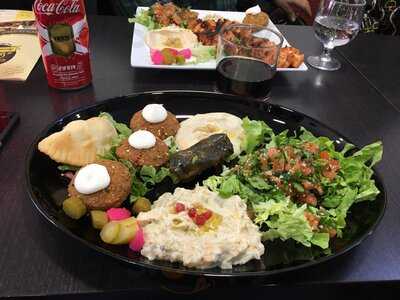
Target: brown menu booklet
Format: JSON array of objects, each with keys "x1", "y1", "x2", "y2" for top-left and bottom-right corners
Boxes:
[{"x1": 0, "y1": 10, "x2": 41, "y2": 81}]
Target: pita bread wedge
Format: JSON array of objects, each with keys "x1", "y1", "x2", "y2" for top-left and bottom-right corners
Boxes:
[{"x1": 38, "y1": 117, "x2": 117, "y2": 166}]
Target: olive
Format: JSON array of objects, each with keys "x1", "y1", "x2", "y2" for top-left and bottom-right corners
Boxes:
[
  {"x1": 62, "y1": 197, "x2": 87, "y2": 219},
  {"x1": 175, "y1": 55, "x2": 186, "y2": 65},
  {"x1": 132, "y1": 197, "x2": 152, "y2": 214},
  {"x1": 90, "y1": 210, "x2": 108, "y2": 229}
]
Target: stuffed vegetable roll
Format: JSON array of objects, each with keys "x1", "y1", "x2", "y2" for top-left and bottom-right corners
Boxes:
[{"x1": 169, "y1": 134, "x2": 234, "y2": 181}]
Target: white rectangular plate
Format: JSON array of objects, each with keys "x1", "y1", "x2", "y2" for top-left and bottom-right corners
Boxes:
[{"x1": 131, "y1": 7, "x2": 308, "y2": 71}]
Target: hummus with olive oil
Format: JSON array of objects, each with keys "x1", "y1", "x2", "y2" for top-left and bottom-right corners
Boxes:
[{"x1": 137, "y1": 186, "x2": 264, "y2": 269}]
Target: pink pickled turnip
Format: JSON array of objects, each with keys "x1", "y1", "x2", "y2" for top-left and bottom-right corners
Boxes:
[
  {"x1": 129, "y1": 225, "x2": 144, "y2": 252},
  {"x1": 106, "y1": 208, "x2": 131, "y2": 221},
  {"x1": 150, "y1": 49, "x2": 164, "y2": 65},
  {"x1": 178, "y1": 48, "x2": 191, "y2": 59}
]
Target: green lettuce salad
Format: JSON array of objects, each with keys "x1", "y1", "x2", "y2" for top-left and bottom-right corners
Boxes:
[
  {"x1": 204, "y1": 117, "x2": 383, "y2": 250},
  {"x1": 128, "y1": 8, "x2": 161, "y2": 30}
]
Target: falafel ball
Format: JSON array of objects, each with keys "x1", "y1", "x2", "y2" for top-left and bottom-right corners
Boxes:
[
  {"x1": 116, "y1": 138, "x2": 169, "y2": 167},
  {"x1": 68, "y1": 160, "x2": 131, "y2": 210},
  {"x1": 130, "y1": 110, "x2": 180, "y2": 140}
]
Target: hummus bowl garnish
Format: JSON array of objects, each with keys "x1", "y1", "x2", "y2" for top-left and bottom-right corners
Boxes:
[
  {"x1": 137, "y1": 186, "x2": 265, "y2": 269},
  {"x1": 145, "y1": 26, "x2": 198, "y2": 51}
]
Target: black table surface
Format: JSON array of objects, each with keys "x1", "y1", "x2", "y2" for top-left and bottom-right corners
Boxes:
[
  {"x1": 338, "y1": 33, "x2": 400, "y2": 111},
  {"x1": 0, "y1": 15, "x2": 399, "y2": 298}
]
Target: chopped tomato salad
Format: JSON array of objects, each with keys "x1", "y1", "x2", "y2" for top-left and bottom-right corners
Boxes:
[{"x1": 204, "y1": 117, "x2": 383, "y2": 250}]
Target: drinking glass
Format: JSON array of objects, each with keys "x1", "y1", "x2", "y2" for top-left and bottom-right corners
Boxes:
[
  {"x1": 216, "y1": 24, "x2": 283, "y2": 98},
  {"x1": 307, "y1": 0, "x2": 366, "y2": 71}
]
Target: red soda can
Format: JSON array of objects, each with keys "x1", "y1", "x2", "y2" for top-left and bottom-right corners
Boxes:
[{"x1": 33, "y1": 0, "x2": 92, "y2": 90}]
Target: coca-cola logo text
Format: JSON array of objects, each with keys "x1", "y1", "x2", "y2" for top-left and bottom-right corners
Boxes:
[{"x1": 34, "y1": 0, "x2": 81, "y2": 15}]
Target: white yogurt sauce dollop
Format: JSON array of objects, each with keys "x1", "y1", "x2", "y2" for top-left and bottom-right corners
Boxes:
[
  {"x1": 128, "y1": 130, "x2": 156, "y2": 149},
  {"x1": 142, "y1": 104, "x2": 167, "y2": 123},
  {"x1": 74, "y1": 164, "x2": 110, "y2": 195}
]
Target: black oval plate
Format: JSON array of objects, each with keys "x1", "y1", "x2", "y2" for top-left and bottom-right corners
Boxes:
[{"x1": 25, "y1": 91, "x2": 386, "y2": 277}]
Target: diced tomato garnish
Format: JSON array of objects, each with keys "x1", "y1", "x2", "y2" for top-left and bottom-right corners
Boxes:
[
  {"x1": 298, "y1": 193, "x2": 317, "y2": 206},
  {"x1": 175, "y1": 202, "x2": 186, "y2": 213},
  {"x1": 283, "y1": 146, "x2": 295, "y2": 159},
  {"x1": 194, "y1": 214, "x2": 207, "y2": 226},
  {"x1": 322, "y1": 159, "x2": 340, "y2": 180},
  {"x1": 304, "y1": 211, "x2": 320, "y2": 230},
  {"x1": 322, "y1": 169, "x2": 336, "y2": 180},
  {"x1": 288, "y1": 159, "x2": 301, "y2": 174},
  {"x1": 202, "y1": 210, "x2": 213, "y2": 220},
  {"x1": 267, "y1": 147, "x2": 280, "y2": 158},
  {"x1": 300, "y1": 164, "x2": 314, "y2": 176},
  {"x1": 302, "y1": 180, "x2": 314, "y2": 190},
  {"x1": 303, "y1": 142, "x2": 319, "y2": 154},
  {"x1": 329, "y1": 159, "x2": 340, "y2": 172},
  {"x1": 188, "y1": 208, "x2": 197, "y2": 219},
  {"x1": 272, "y1": 159, "x2": 285, "y2": 172},
  {"x1": 319, "y1": 151, "x2": 330, "y2": 160},
  {"x1": 305, "y1": 193, "x2": 317, "y2": 206}
]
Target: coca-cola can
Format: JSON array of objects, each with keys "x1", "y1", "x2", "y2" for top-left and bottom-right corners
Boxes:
[{"x1": 33, "y1": 0, "x2": 92, "y2": 90}]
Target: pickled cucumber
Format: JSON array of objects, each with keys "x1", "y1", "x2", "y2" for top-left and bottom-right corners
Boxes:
[
  {"x1": 161, "y1": 48, "x2": 176, "y2": 65},
  {"x1": 100, "y1": 217, "x2": 138, "y2": 245},
  {"x1": 132, "y1": 197, "x2": 152, "y2": 214},
  {"x1": 175, "y1": 55, "x2": 185, "y2": 65},
  {"x1": 62, "y1": 197, "x2": 87, "y2": 220},
  {"x1": 100, "y1": 221, "x2": 121, "y2": 244},
  {"x1": 90, "y1": 210, "x2": 108, "y2": 229}
]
